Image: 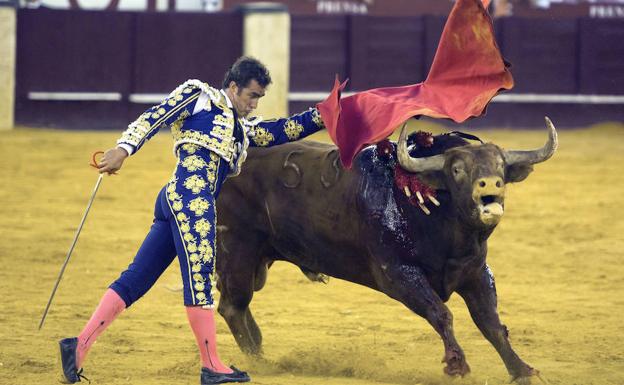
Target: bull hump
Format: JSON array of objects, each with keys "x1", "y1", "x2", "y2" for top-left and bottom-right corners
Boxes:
[{"x1": 268, "y1": 144, "x2": 347, "y2": 190}]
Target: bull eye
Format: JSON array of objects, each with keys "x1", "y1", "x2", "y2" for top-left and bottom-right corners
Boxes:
[
  {"x1": 452, "y1": 162, "x2": 465, "y2": 180},
  {"x1": 479, "y1": 181, "x2": 486, "y2": 188}
]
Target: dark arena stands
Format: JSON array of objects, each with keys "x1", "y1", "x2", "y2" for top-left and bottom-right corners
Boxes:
[{"x1": 4, "y1": 0, "x2": 624, "y2": 128}]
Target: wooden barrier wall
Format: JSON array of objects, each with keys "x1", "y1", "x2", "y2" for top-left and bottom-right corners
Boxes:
[
  {"x1": 14, "y1": 10, "x2": 624, "y2": 129},
  {"x1": 289, "y1": 15, "x2": 624, "y2": 127},
  {"x1": 15, "y1": 9, "x2": 243, "y2": 129}
]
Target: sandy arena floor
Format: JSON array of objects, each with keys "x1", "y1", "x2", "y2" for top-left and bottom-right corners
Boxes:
[{"x1": 0, "y1": 122, "x2": 623, "y2": 385}]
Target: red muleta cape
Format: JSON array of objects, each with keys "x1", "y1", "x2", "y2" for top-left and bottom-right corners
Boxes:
[{"x1": 316, "y1": 0, "x2": 513, "y2": 168}]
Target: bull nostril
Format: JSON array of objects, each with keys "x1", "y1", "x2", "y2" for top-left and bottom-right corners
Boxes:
[
  {"x1": 496, "y1": 180, "x2": 502, "y2": 188},
  {"x1": 479, "y1": 181, "x2": 486, "y2": 188}
]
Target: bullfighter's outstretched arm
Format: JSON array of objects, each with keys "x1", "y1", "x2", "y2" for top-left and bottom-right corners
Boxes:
[
  {"x1": 116, "y1": 81, "x2": 208, "y2": 155},
  {"x1": 97, "y1": 81, "x2": 206, "y2": 174},
  {"x1": 457, "y1": 265, "x2": 538, "y2": 381},
  {"x1": 247, "y1": 108, "x2": 325, "y2": 147}
]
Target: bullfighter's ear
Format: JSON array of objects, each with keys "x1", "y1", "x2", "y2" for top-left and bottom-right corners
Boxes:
[{"x1": 505, "y1": 163, "x2": 534, "y2": 183}]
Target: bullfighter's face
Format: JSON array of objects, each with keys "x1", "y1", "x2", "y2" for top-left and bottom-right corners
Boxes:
[{"x1": 227, "y1": 79, "x2": 266, "y2": 118}]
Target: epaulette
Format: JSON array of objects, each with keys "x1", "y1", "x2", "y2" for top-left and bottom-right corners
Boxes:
[{"x1": 169, "y1": 79, "x2": 222, "y2": 107}]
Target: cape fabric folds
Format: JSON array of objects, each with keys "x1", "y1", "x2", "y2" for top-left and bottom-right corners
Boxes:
[{"x1": 316, "y1": 0, "x2": 513, "y2": 168}]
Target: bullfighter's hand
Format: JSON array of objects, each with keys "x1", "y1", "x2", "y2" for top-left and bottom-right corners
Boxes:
[{"x1": 98, "y1": 147, "x2": 128, "y2": 174}]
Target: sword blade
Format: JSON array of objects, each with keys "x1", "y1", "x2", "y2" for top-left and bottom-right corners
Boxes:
[{"x1": 38, "y1": 173, "x2": 104, "y2": 330}]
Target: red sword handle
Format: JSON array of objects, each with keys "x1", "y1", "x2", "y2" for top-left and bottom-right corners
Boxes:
[{"x1": 90, "y1": 150, "x2": 117, "y2": 175}]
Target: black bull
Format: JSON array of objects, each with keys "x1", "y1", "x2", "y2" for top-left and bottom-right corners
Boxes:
[{"x1": 214, "y1": 118, "x2": 558, "y2": 382}]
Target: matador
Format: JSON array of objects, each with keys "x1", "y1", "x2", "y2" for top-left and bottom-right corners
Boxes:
[{"x1": 59, "y1": 57, "x2": 325, "y2": 385}]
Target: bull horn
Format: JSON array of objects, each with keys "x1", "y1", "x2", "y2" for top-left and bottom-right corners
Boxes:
[
  {"x1": 504, "y1": 117, "x2": 559, "y2": 165},
  {"x1": 397, "y1": 123, "x2": 445, "y2": 173}
]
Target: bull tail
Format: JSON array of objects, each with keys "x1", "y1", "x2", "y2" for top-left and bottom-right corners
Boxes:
[{"x1": 300, "y1": 267, "x2": 330, "y2": 284}]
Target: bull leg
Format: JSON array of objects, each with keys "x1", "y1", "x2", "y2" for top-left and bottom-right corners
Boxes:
[
  {"x1": 380, "y1": 264, "x2": 470, "y2": 376},
  {"x1": 218, "y1": 272, "x2": 263, "y2": 355},
  {"x1": 457, "y1": 265, "x2": 538, "y2": 382},
  {"x1": 216, "y1": 227, "x2": 271, "y2": 356}
]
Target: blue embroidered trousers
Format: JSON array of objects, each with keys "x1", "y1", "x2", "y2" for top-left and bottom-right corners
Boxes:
[{"x1": 110, "y1": 144, "x2": 228, "y2": 308}]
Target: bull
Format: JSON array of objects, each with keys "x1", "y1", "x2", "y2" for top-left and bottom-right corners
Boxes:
[{"x1": 214, "y1": 117, "x2": 558, "y2": 382}]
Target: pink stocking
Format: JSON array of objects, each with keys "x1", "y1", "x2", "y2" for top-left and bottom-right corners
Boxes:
[
  {"x1": 76, "y1": 288, "x2": 126, "y2": 368},
  {"x1": 186, "y1": 306, "x2": 233, "y2": 373}
]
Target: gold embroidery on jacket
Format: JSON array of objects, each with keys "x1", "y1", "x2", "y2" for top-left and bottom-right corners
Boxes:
[
  {"x1": 120, "y1": 92, "x2": 199, "y2": 148},
  {"x1": 171, "y1": 112, "x2": 235, "y2": 161},
  {"x1": 311, "y1": 108, "x2": 325, "y2": 129},
  {"x1": 173, "y1": 130, "x2": 234, "y2": 160},
  {"x1": 213, "y1": 114, "x2": 234, "y2": 128},
  {"x1": 206, "y1": 155, "x2": 220, "y2": 192},
  {"x1": 249, "y1": 127, "x2": 274, "y2": 147},
  {"x1": 284, "y1": 119, "x2": 304, "y2": 140},
  {"x1": 181, "y1": 143, "x2": 199, "y2": 154}
]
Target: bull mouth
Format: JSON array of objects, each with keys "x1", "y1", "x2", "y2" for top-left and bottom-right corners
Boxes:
[
  {"x1": 480, "y1": 195, "x2": 500, "y2": 206},
  {"x1": 477, "y1": 195, "x2": 504, "y2": 226}
]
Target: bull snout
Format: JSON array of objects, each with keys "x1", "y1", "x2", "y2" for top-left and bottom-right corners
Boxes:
[{"x1": 472, "y1": 176, "x2": 505, "y2": 226}]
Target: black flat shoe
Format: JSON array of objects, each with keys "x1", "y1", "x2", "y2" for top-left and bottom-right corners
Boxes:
[
  {"x1": 200, "y1": 366, "x2": 251, "y2": 384},
  {"x1": 59, "y1": 337, "x2": 89, "y2": 383}
]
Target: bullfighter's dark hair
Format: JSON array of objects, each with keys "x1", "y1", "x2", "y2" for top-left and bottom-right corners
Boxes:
[{"x1": 222, "y1": 56, "x2": 272, "y2": 90}]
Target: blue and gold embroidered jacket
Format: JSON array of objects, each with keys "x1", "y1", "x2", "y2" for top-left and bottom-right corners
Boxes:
[{"x1": 117, "y1": 79, "x2": 325, "y2": 176}]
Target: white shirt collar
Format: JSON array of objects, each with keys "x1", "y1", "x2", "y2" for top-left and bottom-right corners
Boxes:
[{"x1": 220, "y1": 89, "x2": 233, "y2": 108}]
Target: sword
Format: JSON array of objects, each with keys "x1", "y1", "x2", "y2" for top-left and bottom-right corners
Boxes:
[{"x1": 38, "y1": 152, "x2": 106, "y2": 330}]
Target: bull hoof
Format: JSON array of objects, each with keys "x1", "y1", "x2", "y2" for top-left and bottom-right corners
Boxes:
[
  {"x1": 442, "y1": 350, "x2": 470, "y2": 377},
  {"x1": 302, "y1": 271, "x2": 330, "y2": 284},
  {"x1": 314, "y1": 273, "x2": 330, "y2": 284},
  {"x1": 241, "y1": 345, "x2": 263, "y2": 357},
  {"x1": 512, "y1": 367, "x2": 544, "y2": 385}
]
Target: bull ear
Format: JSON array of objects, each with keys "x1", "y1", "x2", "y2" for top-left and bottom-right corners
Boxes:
[{"x1": 505, "y1": 163, "x2": 534, "y2": 183}]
